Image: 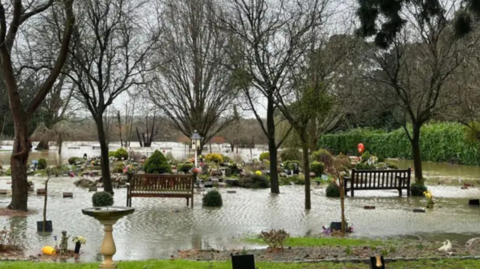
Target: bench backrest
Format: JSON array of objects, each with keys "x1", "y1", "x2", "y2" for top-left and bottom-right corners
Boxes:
[
  {"x1": 130, "y1": 174, "x2": 195, "y2": 191},
  {"x1": 350, "y1": 169, "x2": 411, "y2": 189}
]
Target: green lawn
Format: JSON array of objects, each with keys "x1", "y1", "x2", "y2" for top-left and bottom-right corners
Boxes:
[
  {"x1": 1, "y1": 259, "x2": 480, "y2": 269},
  {"x1": 245, "y1": 236, "x2": 390, "y2": 247}
]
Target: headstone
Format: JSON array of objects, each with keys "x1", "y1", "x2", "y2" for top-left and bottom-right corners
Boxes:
[
  {"x1": 204, "y1": 182, "x2": 213, "y2": 188},
  {"x1": 413, "y1": 208, "x2": 425, "y2": 213},
  {"x1": 211, "y1": 177, "x2": 219, "y2": 183},
  {"x1": 63, "y1": 192, "x2": 73, "y2": 198},
  {"x1": 364, "y1": 206, "x2": 376, "y2": 210},
  {"x1": 0, "y1": 189, "x2": 7, "y2": 195},
  {"x1": 218, "y1": 182, "x2": 227, "y2": 188},
  {"x1": 461, "y1": 186, "x2": 468, "y2": 190},
  {"x1": 89, "y1": 186, "x2": 97, "y2": 192},
  {"x1": 37, "y1": 189, "x2": 46, "y2": 195},
  {"x1": 310, "y1": 172, "x2": 316, "y2": 177},
  {"x1": 369, "y1": 256, "x2": 385, "y2": 269},
  {"x1": 231, "y1": 254, "x2": 255, "y2": 269},
  {"x1": 227, "y1": 190, "x2": 236, "y2": 194},
  {"x1": 465, "y1": 183, "x2": 474, "y2": 187},
  {"x1": 469, "y1": 199, "x2": 480, "y2": 206},
  {"x1": 330, "y1": 222, "x2": 348, "y2": 232}
]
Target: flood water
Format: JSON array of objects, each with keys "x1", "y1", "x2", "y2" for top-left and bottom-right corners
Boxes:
[
  {"x1": 0, "y1": 177, "x2": 479, "y2": 262},
  {"x1": 0, "y1": 141, "x2": 267, "y2": 167},
  {"x1": 0, "y1": 144, "x2": 479, "y2": 262}
]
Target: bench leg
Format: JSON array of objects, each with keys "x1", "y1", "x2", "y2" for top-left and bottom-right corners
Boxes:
[
  {"x1": 398, "y1": 189, "x2": 402, "y2": 197},
  {"x1": 191, "y1": 195, "x2": 194, "y2": 209},
  {"x1": 407, "y1": 188, "x2": 411, "y2": 197},
  {"x1": 351, "y1": 189, "x2": 354, "y2": 197},
  {"x1": 186, "y1": 198, "x2": 189, "y2": 207}
]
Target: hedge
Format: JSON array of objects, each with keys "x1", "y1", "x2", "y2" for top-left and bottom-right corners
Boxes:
[{"x1": 318, "y1": 122, "x2": 480, "y2": 165}]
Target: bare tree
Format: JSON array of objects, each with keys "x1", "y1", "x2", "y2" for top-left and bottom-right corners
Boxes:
[
  {"x1": 65, "y1": 0, "x2": 159, "y2": 193},
  {"x1": 0, "y1": 0, "x2": 75, "y2": 211},
  {"x1": 149, "y1": 0, "x2": 238, "y2": 156},
  {"x1": 217, "y1": 0, "x2": 330, "y2": 194},
  {"x1": 361, "y1": 1, "x2": 477, "y2": 183},
  {"x1": 136, "y1": 110, "x2": 160, "y2": 148}
]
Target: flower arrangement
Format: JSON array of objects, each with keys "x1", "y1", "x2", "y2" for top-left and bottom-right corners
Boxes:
[
  {"x1": 255, "y1": 170, "x2": 262, "y2": 175},
  {"x1": 192, "y1": 168, "x2": 201, "y2": 174},
  {"x1": 123, "y1": 164, "x2": 134, "y2": 174},
  {"x1": 423, "y1": 190, "x2": 434, "y2": 208},
  {"x1": 72, "y1": 236, "x2": 86, "y2": 245}
]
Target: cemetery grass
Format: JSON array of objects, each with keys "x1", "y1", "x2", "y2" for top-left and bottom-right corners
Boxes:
[{"x1": 1, "y1": 259, "x2": 480, "y2": 268}]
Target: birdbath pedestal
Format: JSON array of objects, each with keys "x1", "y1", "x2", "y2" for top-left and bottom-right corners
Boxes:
[{"x1": 82, "y1": 206, "x2": 134, "y2": 269}]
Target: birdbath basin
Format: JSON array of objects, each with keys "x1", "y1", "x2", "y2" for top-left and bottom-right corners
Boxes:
[{"x1": 82, "y1": 206, "x2": 134, "y2": 269}]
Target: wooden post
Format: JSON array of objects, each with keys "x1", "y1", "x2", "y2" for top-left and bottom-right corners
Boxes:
[{"x1": 43, "y1": 171, "x2": 51, "y2": 232}]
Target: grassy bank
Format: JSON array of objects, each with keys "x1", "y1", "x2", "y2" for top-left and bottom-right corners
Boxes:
[{"x1": 2, "y1": 259, "x2": 480, "y2": 269}]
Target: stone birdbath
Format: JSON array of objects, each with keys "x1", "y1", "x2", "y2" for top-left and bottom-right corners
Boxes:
[{"x1": 82, "y1": 206, "x2": 134, "y2": 269}]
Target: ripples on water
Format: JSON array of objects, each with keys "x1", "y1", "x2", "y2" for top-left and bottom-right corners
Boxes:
[{"x1": 0, "y1": 177, "x2": 479, "y2": 262}]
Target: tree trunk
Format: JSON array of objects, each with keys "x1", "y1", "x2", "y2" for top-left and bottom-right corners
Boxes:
[
  {"x1": 266, "y1": 99, "x2": 279, "y2": 194},
  {"x1": 95, "y1": 117, "x2": 113, "y2": 194},
  {"x1": 302, "y1": 142, "x2": 311, "y2": 210},
  {"x1": 230, "y1": 143, "x2": 234, "y2": 152},
  {"x1": 57, "y1": 132, "x2": 63, "y2": 167},
  {"x1": 136, "y1": 127, "x2": 143, "y2": 147},
  {"x1": 411, "y1": 124, "x2": 423, "y2": 183},
  {"x1": 116, "y1": 111, "x2": 124, "y2": 147},
  {"x1": 36, "y1": 137, "x2": 50, "y2": 150},
  {"x1": 8, "y1": 119, "x2": 30, "y2": 211},
  {"x1": 209, "y1": 142, "x2": 212, "y2": 153}
]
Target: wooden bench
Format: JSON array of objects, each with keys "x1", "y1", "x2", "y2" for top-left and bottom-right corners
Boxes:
[
  {"x1": 343, "y1": 169, "x2": 411, "y2": 197},
  {"x1": 126, "y1": 174, "x2": 195, "y2": 208}
]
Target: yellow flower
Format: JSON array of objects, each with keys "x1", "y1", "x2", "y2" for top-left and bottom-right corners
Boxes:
[{"x1": 255, "y1": 170, "x2": 262, "y2": 175}]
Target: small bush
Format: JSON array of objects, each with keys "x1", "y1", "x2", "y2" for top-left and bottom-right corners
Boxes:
[
  {"x1": 92, "y1": 192, "x2": 114, "y2": 207},
  {"x1": 326, "y1": 183, "x2": 340, "y2": 197},
  {"x1": 386, "y1": 162, "x2": 399, "y2": 169},
  {"x1": 280, "y1": 148, "x2": 301, "y2": 161},
  {"x1": 223, "y1": 155, "x2": 232, "y2": 163},
  {"x1": 143, "y1": 150, "x2": 172, "y2": 174},
  {"x1": 202, "y1": 189, "x2": 223, "y2": 207},
  {"x1": 229, "y1": 163, "x2": 242, "y2": 175},
  {"x1": 290, "y1": 175, "x2": 305, "y2": 185},
  {"x1": 112, "y1": 163, "x2": 124, "y2": 173},
  {"x1": 68, "y1": 157, "x2": 80, "y2": 165},
  {"x1": 361, "y1": 151, "x2": 371, "y2": 162},
  {"x1": 259, "y1": 152, "x2": 270, "y2": 161},
  {"x1": 312, "y1": 149, "x2": 334, "y2": 169},
  {"x1": 310, "y1": 161, "x2": 325, "y2": 176},
  {"x1": 37, "y1": 159, "x2": 47, "y2": 170},
  {"x1": 114, "y1": 148, "x2": 128, "y2": 160},
  {"x1": 377, "y1": 156, "x2": 385, "y2": 162},
  {"x1": 177, "y1": 163, "x2": 194, "y2": 173},
  {"x1": 239, "y1": 174, "x2": 270, "y2": 189},
  {"x1": 259, "y1": 229, "x2": 290, "y2": 249},
  {"x1": 205, "y1": 153, "x2": 224, "y2": 163},
  {"x1": 355, "y1": 162, "x2": 376, "y2": 170},
  {"x1": 108, "y1": 151, "x2": 116, "y2": 158},
  {"x1": 283, "y1": 160, "x2": 301, "y2": 171},
  {"x1": 411, "y1": 183, "x2": 427, "y2": 196}
]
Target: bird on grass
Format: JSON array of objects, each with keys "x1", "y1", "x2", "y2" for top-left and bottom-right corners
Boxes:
[{"x1": 438, "y1": 239, "x2": 452, "y2": 256}]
